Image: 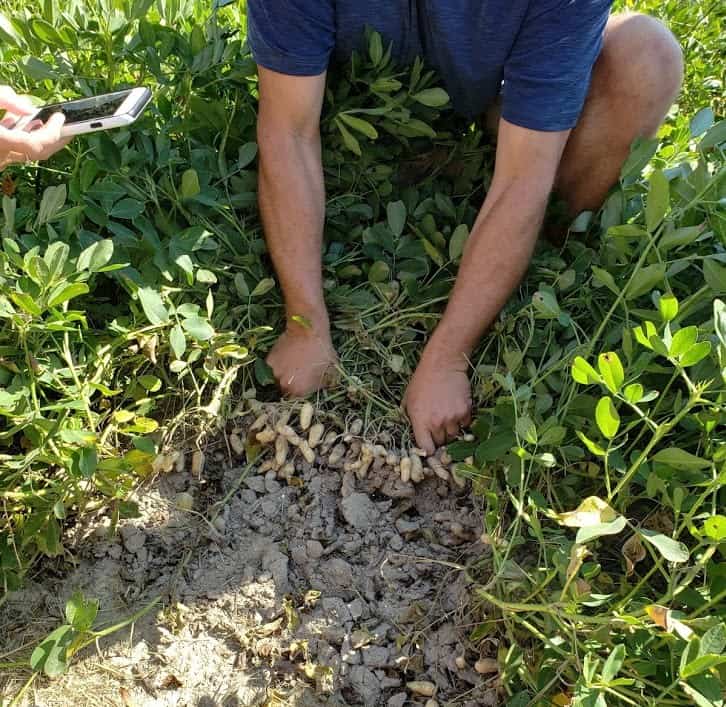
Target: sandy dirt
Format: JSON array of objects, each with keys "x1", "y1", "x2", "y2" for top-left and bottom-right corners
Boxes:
[{"x1": 1, "y1": 404, "x2": 500, "y2": 706}]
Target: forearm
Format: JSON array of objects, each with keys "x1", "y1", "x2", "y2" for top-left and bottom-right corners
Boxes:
[
  {"x1": 258, "y1": 126, "x2": 327, "y2": 330},
  {"x1": 430, "y1": 177, "x2": 551, "y2": 360}
]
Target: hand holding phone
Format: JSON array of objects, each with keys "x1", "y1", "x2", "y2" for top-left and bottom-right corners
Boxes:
[
  {"x1": 27, "y1": 87, "x2": 152, "y2": 137},
  {"x1": 0, "y1": 85, "x2": 69, "y2": 168}
]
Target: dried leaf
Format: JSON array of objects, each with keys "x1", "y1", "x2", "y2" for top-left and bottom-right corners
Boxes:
[{"x1": 622, "y1": 533, "x2": 646, "y2": 575}]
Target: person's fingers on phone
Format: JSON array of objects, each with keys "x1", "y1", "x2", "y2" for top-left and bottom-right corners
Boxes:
[
  {"x1": 0, "y1": 86, "x2": 36, "y2": 116},
  {"x1": 1, "y1": 111, "x2": 22, "y2": 129},
  {"x1": 0, "y1": 113, "x2": 66, "y2": 161}
]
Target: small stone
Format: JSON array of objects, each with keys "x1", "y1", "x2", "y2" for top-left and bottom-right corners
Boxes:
[
  {"x1": 341, "y1": 493, "x2": 380, "y2": 531},
  {"x1": 244, "y1": 476, "x2": 266, "y2": 494},
  {"x1": 341, "y1": 636, "x2": 360, "y2": 665},
  {"x1": 321, "y1": 559, "x2": 354, "y2": 591},
  {"x1": 362, "y1": 645, "x2": 389, "y2": 668},
  {"x1": 120, "y1": 526, "x2": 145, "y2": 553},
  {"x1": 264, "y1": 476, "x2": 281, "y2": 494},
  {"x1": 349, "y1": 665, "x2": 381, "y2": 705},
  {"x1": 387, "y1": 693, "x2": 407, "y2": 707},
  {"x1": 347, "y1": 598, "x2": 364, "y2": 620},
  {"x1": 306, "y1": 540, "x2": 324, "y2": 559},
  {"x1": 395, "y1": 517, "x2": 420, "y2": 535}
]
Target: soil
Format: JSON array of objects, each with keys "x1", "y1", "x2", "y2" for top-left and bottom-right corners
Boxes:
[{"x1": 0, "y1": 403, "x2": 499, "y2": 706}]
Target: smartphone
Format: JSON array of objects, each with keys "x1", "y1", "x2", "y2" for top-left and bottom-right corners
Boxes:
[{"x1": 18, "y1": 87, "x2": 152, "y2": 137}]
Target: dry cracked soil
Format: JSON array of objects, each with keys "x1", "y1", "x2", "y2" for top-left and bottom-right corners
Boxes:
[{"x1": 1, "y1": 403, "x2": 501, "y2": 707}]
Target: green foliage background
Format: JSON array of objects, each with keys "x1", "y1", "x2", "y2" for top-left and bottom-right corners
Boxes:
[{"x1": 0, "y1": 0, "x2": 724, "y2": 703}]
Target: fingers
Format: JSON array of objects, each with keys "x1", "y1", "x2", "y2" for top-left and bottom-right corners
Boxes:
[
  {"x1": 411, "y1": 417, "x2": 435, "y2": 456},
  {"x1": 0, "y1": 86, "x2": 36, "y2": 116},
  {"x1": 0, "y1": 112, "x2": 67, "y2": 163}
]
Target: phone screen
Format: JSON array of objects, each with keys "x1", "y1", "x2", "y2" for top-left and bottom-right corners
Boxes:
[{"x1": 33, "y1": 89, "x2": 134, "y2": 124}]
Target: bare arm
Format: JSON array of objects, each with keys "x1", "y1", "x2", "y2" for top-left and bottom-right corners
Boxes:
[
  {"x1": 405, "y1": 119, "x2": 570, "y2": 451},
  {"x1": 257, "y1": 67, "x2": 327, "y2": 330},
  {"x1": 257, "y1": 67, "x2": 338, "y2": 396}
]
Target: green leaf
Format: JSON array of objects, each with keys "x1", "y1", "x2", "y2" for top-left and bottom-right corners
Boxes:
[
  {"x1": 572, "y1": 356, "x2": 601, "y2": 385},
  {"x1": 169, "y1": 324, "x2": 186, "y2": 359},
  {"x1": 65, "y1": 592, "x2": 98, "y2": 632},
  {"x1": 532, "y1": 290, "x2": 560, "y2": 319},
  {"x1": 30, "y1": 18, "x2": 63, "y2": 45},
  {"x1": 690, "y1": 107, "x2": 715, "y2": 137},
  {"x1": 624, "y1": 383, "x2": 644, "y2": 403},
  {"x1": 77, "y1": 239, "x2": 114, "y2": 272},
  {"x1": 335, "y1": 117, "x2": 361, "y2": 156},
  {"x1": 633, "y1": 321, "x2": 657, "y2": 349},
  {"x1": 591, "y1": 266, "x2": 619, "y2": 295},
  {"x1": 368, "y1": 31, "x2": 383, "y2": 65},
  {"x1": 658, "y1": 293, "x2": 679, "y2": 322},
  {"x1": 180, "y1": 168, "x2": 201, "y2": 199},
  {"x1": 652, "y1": 447, "x2": 710, "y2": 469},
  {"x1": 670, "y1": 326, "x2": 698, "y2": 357},
  {"x1": 44, "y1": 241, "x2": 69, "y2": 281},
  {"x1": 639, "y1": 529, "x2": 689, "y2": 562},
  {"x1": 576, "y1": 431, "x2": 607, "y2": 457},
  {"x1": 680, "y1": 673, "x2": 724, "y2": 707},
  {"x1": 598, "y1": 352, "x2": 624, "y2": 393},
  {"x1": 368, "y1": 260, "x2": 390, "y2": 283},
  {"x1": 47, "y1": 282, "x2": 90, "y2": 307},
  {"x1": 626, "y1": 263, "x2": 666, "y2": 300},
  {"x1": 700, "y1": 623, "x2": 726, "y2": 656},
  {"x1": 700, "y1": 119, "x2": 726, "y2": 151},
  {"x1": 620, "y1": 137, "x2": 659, "y2": 179},
  {"x1": 602, "y1": 644, "x2": 626, "y2": 683},
  {"x1": 449, "y1": 224, "x2": 469, "y2": 262},
  {"x1": 576, "y1": 516, "x2": 627, "y2": 544},
  {"x1": 646, "y1": 169, "x2": 669, "y2": 231},
  {"x1": 411, "y1": 87, "x2": 450, "y2": 107},
  {"x1": 606, "y1": 224, "x2": 648, "y2": 238},
  {"x1": 110, "y1": 198, "x2": 144, "y2": 219},
  {"x1": 30, "y1": 625, "x2": 75, "y2": 676},
  {"x1": 680, "y1": 341, "x2": 711, "y2": 367},
  {"x1": 421, "y1": 237, "x2": 444, "y2": 267},
  {"x1": 137, "y1": 287, "x2": 169, "y2": 325},
  {"x1": 681, "y1": 654, "x2": 726, "y2": 679},
  {"x1": 182, "y1": 316, "x2": 214, "y2": 341},
  {"x1": 702, "y1": 515, "x2": 726, "y2": 542},
  {"x1": 596, "y1": 396, "x2": 620, "y2": 439},
  {"x1": 251, "y1": 277, "x2": 275, "y2": 297},
  {"x1": 339, "y1": 113, "x2": 378, "y2": 139},
  {"x1": 704, "y1": 259, "x2": 726, "y2": 293},
  {"x1": 659, "y1": 225, "x2": 703, "y2": 251},
  {"x1": 515, "y1": 415, "x2": 537, "y2": 445},
  {"x1": 234, "y1": 272, "x2": 250, "y2": 298},
  {"x1": 386, "y1": 201, "x2": 406, "y2": 237},
  {"x1": 238, "y1": 141, "x2": 258, "y2": 169}
]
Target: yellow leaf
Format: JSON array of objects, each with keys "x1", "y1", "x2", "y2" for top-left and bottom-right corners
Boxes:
[{"x1": 555, "y1": 496, "x2": 618, "y2": 528}]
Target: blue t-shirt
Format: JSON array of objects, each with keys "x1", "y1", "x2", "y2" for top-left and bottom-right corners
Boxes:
[{"x1": 247, "y1": 0, "x2": 612, "y2": 131}]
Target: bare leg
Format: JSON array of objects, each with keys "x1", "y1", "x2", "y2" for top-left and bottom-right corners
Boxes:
[{"x1": 556, "y1": 13, "x2": 683, "y2": 212}]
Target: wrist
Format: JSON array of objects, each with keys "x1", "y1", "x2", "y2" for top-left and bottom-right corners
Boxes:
[
  {"x1": 285, "y1": 305, "x2": 330, "y2": 338},
  {"x1": 423, "y1": 328, "x2": 471, "y2": 371}
]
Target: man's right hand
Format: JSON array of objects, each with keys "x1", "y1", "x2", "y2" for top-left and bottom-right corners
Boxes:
[{"x1": 266, "y1": 327, "x2": 338, "y2": 398}]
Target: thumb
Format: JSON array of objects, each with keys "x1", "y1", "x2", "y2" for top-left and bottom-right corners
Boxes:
[{"x1": 0, "y1": 86, "x2": 36, "y2": 116}]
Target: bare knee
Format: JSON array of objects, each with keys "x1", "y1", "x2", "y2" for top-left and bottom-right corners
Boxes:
[{"x1": 600, "y1": 13, "x2": 683, "y2": 111}]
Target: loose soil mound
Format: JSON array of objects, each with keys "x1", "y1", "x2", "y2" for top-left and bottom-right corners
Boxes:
[{"x1": 1, "y1": 404, "x2": 499, "y2": 706}]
